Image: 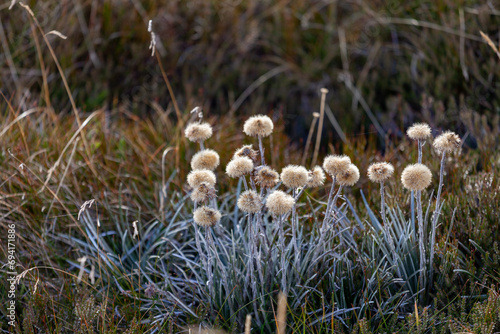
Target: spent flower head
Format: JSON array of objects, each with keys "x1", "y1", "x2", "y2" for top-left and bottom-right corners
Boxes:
[
  {"x1": 237, "y1": 190, "x2": 263, "y2": 213},
  {"x1": 337, "y1": 164, "x2": 360, "y2": 186},
  {"x1": 255, "y1": 166, "x2": 279, "y2": 188},
  {"x1": 280, "y1": 165, "x2": 309, "y2": 189},
  {"x1": 243, "y1": 115, "x2": 274, "y2": 137},
  {"x1": 187, "y1": 169, "x2": 216, "y2": 188},
  {"x1": 407, "y1": 123, "x2": 432, "y2": 141},
  {"x1": 190, "y1": 182, "x2": 217, "y2": 203},
  {"x1": 226, "y1": 156, "x2": 254, "y2": 178},
  {"x1": 185, "y1": 122, "x2": 213, "y2": 142},
  {"x1": 191, "y1": 149, "x2": 220, "y2": 170},
  {"x1": 367, "y1": 162, "x2": 394, "y2": 183},
  {"x1": 234, "y1": 144, "x2": 259, "y2": 162},
  {"x1": 323, "y1": 155, "x2": 351, "y2": 177},
  {"x1": 401, "y1": 163, "x2": 432, "y2": 191},
  {"x1": 193, "y1": 206, "x2": 221, "y2": 227},
  {"x1": 266, "y1": 190, "x2": 295, "y2": 215},
  {"x1": 433, "y1": 131, "x2": 461, "y2": 153},
  {"x1": 307, "y1": 166, "x2": 326, "y2": 188}
]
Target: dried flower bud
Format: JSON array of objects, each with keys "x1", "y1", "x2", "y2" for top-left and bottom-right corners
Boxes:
[
  {"x1": 191, "y1": 149, "x2": 220, "y2": 171},
  {"x1": 187, "y1": 169, "x2": 216, "y2": 188},
  {"x1": 255, "y1": 166, "x2": 279, "y2": 188},
  {"x1": 337, "y1": 164, "x2": 360, "y2": 186},
  {"x1": 193, "y1": 206, "x2": 221, "y2": 227},
  {"x1": 401, "y1": 163, "x2": 432, "y2": 191},
  {"x1": 280, "y1": 165, "x2": 308, "y2": 189},
  {"x1": 191, "y1": 182, "x2": 217, "y2": 203},
  {"x1": 367, "y1": 162, "x2": 394, "y2": 183},
  {"x1": 243, "y1": 115, "x2": 274, "y2": 137},
  {"x1": 185, "y1": 122, "x2": 213, "y2": 142},
  {"x1": 237, "y1": 190, "x2": 263, "y2": 213},
  {"x1": 307, "y1": 166, "x2": 326, "y2": 188},
  {"x1": 323, "y1": 155, "x2": 351, "y2": 177},
  {"x1": 234, "y1": 145, "x2": 258, "y2": 162},
  {"x1": 226, "y1": 156, "x2": 254, "y2": 178},
  {"x1": 433, "y1": 131, "x2": 461, "y2": 153},
  {"x1": 407, "y1": 123, "x2": 431, "y2": 141},
  {"x1": 265, "y1": 190, "x2": 295, "y2": 215}
]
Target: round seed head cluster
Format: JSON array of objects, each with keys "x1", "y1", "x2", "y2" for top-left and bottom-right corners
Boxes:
[
  {"x1": 337, "y1": 164, "x2": 360, "y2": 186},
  {"x1": 187, "y1": 169, "x2": 216, "y2": 188},
  {"x1": 226, "y1": 156, "x2": 254, "y2": 178},
  {"x1": 367, "y1": 162, "x2": 394, "y2": 183},
  {"x1": 243, "y1": 115, "x2": 274, "y2": 137},
  {"x1": 433, "y1": 131, "x2": 461, "y2": 153},
  {"x1": 184, "y1": 122, "x2": 213, "y2": 142},
  {"x1": 190, "y1": 182, "x2": 217, "y2": 203},
  {"x1": 280, "y1": 165, "x2": 309, "y2": 188},
  {"x1": 307, "y1": 166, "x2": 326, "y2": 188},
  {"x1": 191, "y1": 149, "x2": 220, "y2": 170},
  {"x1": 193, "y1": 206, "x2": 221, "y2": 227},
  {"x1": 237, "y1": 190, "x2": 263, "y2": 213},
  {"x1": 401, "y1": 163, "x2": 432, "y2": 191},
  {"x1": 323, "y1": 155, "x2": 351, "y2": 177},
  {"x1": 265, "y1": 190, "x2": 295, "y2": 215},
  {"x1": 407, "y1": 123, "x2": 431, "y2": 141},
  {"x1": 255, "y1": 166, "x2": 279, "y2": 188},
  {"x1": 234, "y1": 145, "x2": 258, "y2": 162}
]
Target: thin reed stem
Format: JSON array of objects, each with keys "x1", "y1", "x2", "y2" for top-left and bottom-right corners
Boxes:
[
  {"x1": 416, "y1": 189, "x2": 426, "y2": 300},
  {"x1": 429, "y1": 151, "x2": 446, "y2": 289},
  {"x1": 258, "y1": 136, "x2": 265, "y2": 165},
  {"x1": 301, "y1": 115, "x2": 318, "y2": 166},
  {"x1": 311, "y1": 88, "x2": 328, "y2": 168},
  {"x1": 381, "y1": 182, "x2": 395, "y2": 252},
  {"x1": 278, "y1": 215, "x2": 287, "y2": 293}
]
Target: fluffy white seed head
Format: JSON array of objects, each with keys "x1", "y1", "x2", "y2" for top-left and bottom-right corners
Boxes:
[
  {"x1": 401, "y1": 163, "x2": 432, "y2": 191},
  {"x1": 255, "y1": 166, "x2": 279, "y2": 188},
  {"x1": 193, "y1": 206, "x2": 221, "y2": 227},
  {"x1": 337, "y1": 164, "x2": 360, "y2": 186},
  {"x1": 367, "y1": 162, "x2": 394, "y2": 183},
  {"x1": 323, "y1": 155, "x2": 351, "y2": 177},
  {"x1": 187, "y1": 169, "x2": 216, "y2": 188},
  {"x1": 307, "y1": 166, "x2": 326, "y2": 188},
  {"x1": 191, "y1": 149, "x2": 220, "y2": 170},
  {"x1": 280, "y1": 165, "x2": 309, "y2": 188},
  {"x1": 234, "y1": 144, "x2": 259, "y2": 162},
  {"x1": 226, "y1": 156, "x2": 254, "y2": 178},
  {"x1": 190, "y1": 182, "x2": 217, "y2": 203},
  {"x1": 407, "y1": 123, "x2": 432, "y2": 141},
  {"x1": 265, "y1": 190, "x2": 295, "y2": 215},
  {"x1": 243, "y1": 115, "x2": 274, "y2": 137},
  {"x1": 433, "y1": 131, "x2": 461, "y2": 153},
  {"x1": 185, "y1": 122, "x2": 213, "y2": 142},
  {"x1": 237, "y1": 190, "x2": 263, "y2": 213}
]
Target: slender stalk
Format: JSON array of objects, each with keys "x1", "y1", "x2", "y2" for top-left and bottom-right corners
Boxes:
[
  {"x1": 416, "y1": 190, "x2": 426, "y2": 300},
  {"x1": 278, "y1": 215, "x2": 287, "y2": 293},
  {"x1": 329, "y1": 185, "x2": 344, "y2": 223},
  {"x1": 311, "y1": 88, "x2": 328, "y2": 168},
  {"x1": 429, "y1": 151, "x2": 446, "y2": 288},
  {"x1": 411, "y1": 190, "x2": 415, "y2": 239},
  {"x1": 258, "y1": 136, "x2": 265, "y2": 165},
  {"x1": 200, "y1": 141, "x2": 205, "y2": 150},
  {"x1": 203, "y1": 227, "x2": 214, "y2": 303},
  {"x1": 301, "y1": 115, "x2": 319, "y2": 166},
  {"x1": 381, "y1": 182, "x2": 395, "y2": 252},
  {"x1": 247, "y1": 213, "x2": 260, "y2": 320},
  {"x1": 418, "y1": 139, "x2": 423, "y2": 163},
  {"x1": 323, "y1": 177, "x2": 336, "y2": 230}
]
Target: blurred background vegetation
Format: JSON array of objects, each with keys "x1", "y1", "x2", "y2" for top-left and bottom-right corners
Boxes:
[{"x1": 2, "y1": 0, "x2": 500, "y2": 144}]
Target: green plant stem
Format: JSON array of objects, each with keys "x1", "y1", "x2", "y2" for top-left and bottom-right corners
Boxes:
[{"x1": 278, "y1": 215, "x2": 287, "y2": 293}]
